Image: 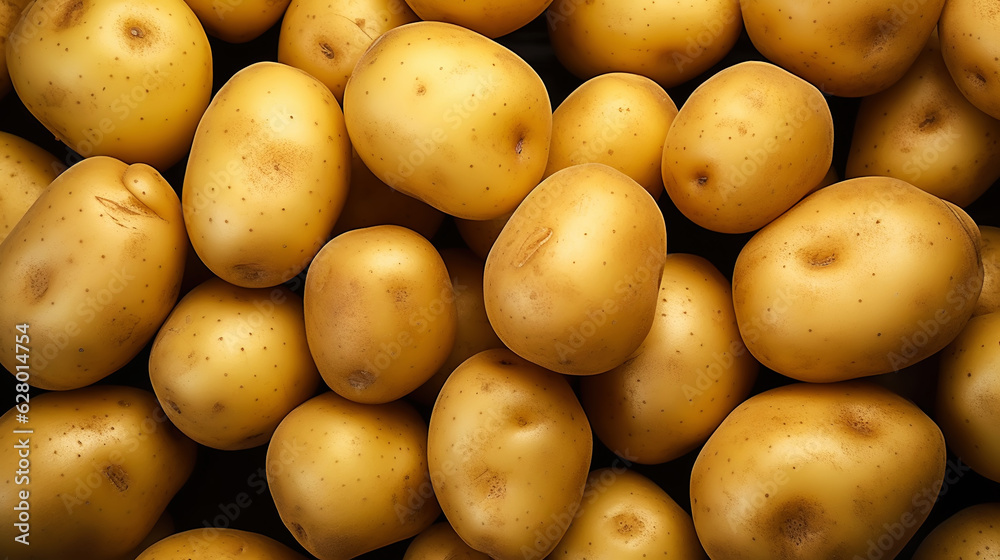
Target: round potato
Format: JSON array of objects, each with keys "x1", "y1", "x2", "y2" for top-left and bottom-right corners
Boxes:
[
  {"x1": 939, "y1": 0, "x2": 1000, "y2": 119},
  {"x1": 266, "y1": 391, "x2": 440, "y2": 560},
  {"x1": 484, "y1": 163, "x2": 667, "y2": 375},
  {"x1": 0, "y1": 131, "x2": 63, "y2": 244},
  {"x1": 549, "y1": 468, "x2": 707, "y2": 559},
  {"x1": 690, "y1": 381, "x2": 946, "y2": 560},
  {"x1": 183, "y1": 61, "x2": 351, "y2": 289},
  {"x1": 581, "y1": 253, "x2": 758, "y2": 464},
  {"x1": 912, "y1": 503, "x2": 1000, "y2": 560},
  {"x1": 544, "y1": 72, "x2": 678, "y2": 200},
  {"x1": 732, "y1": 176, "x2": 984, "y2": 382},
  {"x1": 403, "y1": 522, "x2": 491, "y2": 560},
  {"x1": 343, "y1": 21, "x2": 552, "y2": 220},
  {"x1": 278, "y1": 0, "x2": 418, "y2": 101},
  {"x1": 740, "y1": 0, "x2": 945, "y2": 97},
  {"x1": 976, "y1": 225, "x2": 1000, "y2": 316},
  {"x1": 0, "y1": 156, "x2": 187, "y2": 390},
  {"x1": 149, "y1": 278, "x2": 320, "y2": 450},
  {"x1": 661, "y1": 60, "x2": 834, "y2": 234},
  {"x1": 936, "y1": 312, "x2": 1000, "y2": 483},
  {"x1": 304, "y1": 225, "x2": 457, "y2": 404},
  {"x1": 547, "y1": 0, "x2": 742, "y2": 88},
  {"x1": 6, "y1": 0, "x2": 213, "y2": 170},
  {"x1": 404, "y1": 0, "x2": 553, "y2": 38},
  {"x1": 184, "y1": 0, "x2": 291, "y2": 43},
  {"x1": 135, "y1": 528, "x2": 308, "y2": 560},
  {"x1": 113, "y1": 511, "x2": 174, "y2": 560},
  {"x1": 427, "y1": 348, "x2": 592, "y2": 560},
  {"x1": 455, "y1": 210, "x2": 513, "y2": 261}
]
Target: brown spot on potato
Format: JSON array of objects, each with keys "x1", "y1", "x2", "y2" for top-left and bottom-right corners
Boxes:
[
  {"x1": 212, "y1": 402, "x2": 225, "y2": 413},
  {"x1": 290, "y1": 522, "x2": 307, "y2": 541},
  {"x1": 165, "y1": 400, "x2": 181, "y2": 414},
  {"x1": 231, "y1": 263, "x2": 267, "y2": 284},
  {"x1": 613, "y1": 511, "x2": 645, "y2": 537},
  {"x1": 475, "y1": 469, "x2": 506, "y2": 500},
  {"x1": 416, "y1": 83, "x2": 426, "y2": 95},
  {"x1": 56, "y1": 0, "x2": 86, "y2": 29},
  {"x1": 320, "y1": 42, "x2": 335, "y2": 59},
  {"x1": 839, "y1": 404, "x2": 878, "y2": 436},
  {"x1": 104, "y1": 464, "x2": 129, "y2": 492},
  {"x1": 513, "y1": 227, "x2": 553, "y2": 268},
  {"x1": 772, "y1": 498, "x2": 825, "y2": 551},
  {"x1": 348, "y1": 369, "x2": 376, "y2": 390},
  {"x1": 26, "y1": 265, "x2": 49, "y2": 301}
]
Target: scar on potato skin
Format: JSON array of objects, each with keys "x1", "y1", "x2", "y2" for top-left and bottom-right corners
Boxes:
[
  {"x1": 513, "y1": 227, "x2": 553, "y2": 268},
  {"x1": 348, "y1": 369, "x2": 376, "y2": 390},
  {"x1": 104, "y1": 464, "x2": 129, "y2": 492},
  {"x1": 55, "y1": 0, "x2": 86, "y2": 29}
]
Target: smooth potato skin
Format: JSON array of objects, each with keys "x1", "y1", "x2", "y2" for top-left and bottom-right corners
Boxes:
[
  {"x1": 976, "y1": 226, "x2": 1000, "y2": 315},
  {"x1": 912, "y1": 503, "x2": 1000, "y2": 560},
  {"x1": 0, "y1": 386, "x2": 197, "y2": 560},
  {"x1": 184, "y1": 0, "x2": 291, "y2": 43},
  {"x1": 690, "y1": 382, "x2": 946, "y2": 560},
  {"x1": 403, "y1": 522, "x2": 491, "y2": 560},
  {"x1": 135, "y1": 528, "x2": 308, "y2": 559},
  {"x1": 939, "y1": 0, "x2": 1000, "y2": 119},
  {"x1": 0, "y1": 0, "x2": 32, "y2": 98},
  {"x1": 733, "y1": 176, "x2": 983, "y2": 382},
  {"x1": 405, "y1": 0, "x2": 552, "y2": 38},
  {"x1": 0, "y1": 131, "x2": 63, "y2": 244}
]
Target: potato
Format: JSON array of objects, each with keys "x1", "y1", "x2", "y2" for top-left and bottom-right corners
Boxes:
[
  {"x1": 912, "y1": 502, "x2": 1000, "y2": 560},
  {"x1": 304, "y1": 225, "x2": 457, "y2": 403},
  {"x1": 732, "y1": 176, "x2": 983, "y2": 382},
  {"x1": 661, "y1": 60, "x2": 834, "y2": 234},
  {"x1": 0, "y1": 0, "x2": 32, "y2": 99},
  {"x1": 580, "y1": 253, "x2": 758, "y2": 465},
  {"x1": 544, "y1": 72, "x2": 678, "y2": 200},
  {"x1": 484, "y1": 163, "x2": 666, "y2": 375},
  {"x1": 278, "y1": 0, "x2": 418, "y2": 102},
  {"x1": 6, "y1": 0, "x2": 213, "y2": 170},
  {"x1": 403, "y1": 521, "x2": 491, "y2": 560},
  {"x1": 936, "y1": 312, "x2": 1000, "y2": 483},
  {"x1": 549, "y1": 468, "x2": 707, "y2": 559},
  {"x1": 343, "y1": 21, "x2": 552, "y2": 220},
  {"x1": 135, "y1": 528, "x2": 308, "y2": 559},
  {"x1": 740, "y1": 0, "x2": 945, "y2": 97},
  {"x1": 148, "y1": 277, "x2": 321, "y2": 450},
  {"x1": 404, "y1": 0, "x2": 553, "y2": 38},
  {"x1": 846, "y1": 32, "x2": 1000, "y2": 207},
  {"x1": 184, "y1": 0, "x2": 291, "y2": 43},
  {"x1": 547, "y1": 0, "x2": 742, "y2": 89},
  {"x1": 0, "y1": 156, "x2": 187, "y2": 390},
  {"x1": 427, "y1": 348, "x2": 592, "y2": 560},
  {"x1": 976, "y1": 225, "x2": 1000, "y2": 316},
  {"x1": 0, "y1": 385, "x2": 197, "y2": 560},
  {"x1": 114, "y1": 511, "x2": 174, "y2": 560},
  {"x1": 690, "y1": 381, "x2": 946, "y2": 560},
  {"x1": 939, "y1": 0, "x2": 1000, "y2": 119},
  {"x1": 266, "y1": 391, "x2": 440, "y2": 560},
  {"x1": 0, "y1": 131, "x2": 63, "y2": 244},
  {"x1": 182, "y1": 61, "x2": 351, "y2": 289},
  {"x1": 455, "y1": 211, "x2": 512, "y2": 261}
]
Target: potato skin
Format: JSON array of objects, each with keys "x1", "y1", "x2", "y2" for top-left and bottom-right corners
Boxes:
[
  {"x1": 0, "y1": 131, "x2": 63, "y2": 244},
  {"x1": 939, "y1": 0, "x2": 1000, "y2": 119},
  {"x1": 690, "y1": 381, "x2": 946, "y2": 560},
  {"x1": 0, "y1": 386, "x2": 197, "y2": 560},
  {"x1": 976, "y1": 226, "x2": 1000, "y2": 316},
  {"x1": 0, "y1": 0, "x2": 32, "y2": 99},
  {"x1": 732, "y1": 176, "x2": 983, "y2": 382},
  {"x1": 404, "y1": 0, "x2": 552, "y2": 38},
  {"x1": 0, "y1": 156, "x2": 187, "y2": 390},
  {"x1": 912, "y1": 503, "x2": 1000, "y2": 560},
  {"x1": 403, "y1": 521, "x2": 491, "y2": 560},
  {"x1": 135, "y1": 528, "x2": 308, "y2": 560},
  {"x1": 184, "y1": 0, "x2": 291, "y2": 43}
]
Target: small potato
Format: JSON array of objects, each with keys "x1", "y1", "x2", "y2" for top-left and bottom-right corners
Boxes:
[
  {"x1": 404, "y1": 0, "x2": 553, "y2": 38},
  {"x1": 976, "y1": 225, "x2": 1000, "y2": 316},
  {"x1": 549, "y1": 468, "x2": 707, "y2": 559},
  {"x1": 304, "y1": 225, "x2": 457, "y2": 404},
  {"x1": 544, "y1": 72, "x2": 678, "y2": 200},
  {"x1": 912, "y1": 503, "x2": 1000, "y2": 560},
  {"x1": 661, "y1": 60, "x2": 834, "y2": 234},
  {"x1": 114, "y1": 511, "x2": 174, "y2": 560},
  {"x1": 0, "y1": 131, "x2": 63, "y2": 244},
  {"x1": 936, "y1": 312, "x2": 1000, "y2": 483},
  {"x1": 149, "y1": 278, "x2": 320, "y2": 450},
  {"x1": 939, "y1": 0, "x2": 1000, "y2": 119},
  {"x1": 403, "y1": 522, "x2": 491, "y2": 560},
  {"x1": 0, "y1": 0, "x2": 32, "y2": 99},
  {"x1": 135, "y1": 528, "x2": 308, "y2": 559},
  {"x1": 278, "y1": 0, "x2": 418, "y2": 101},
  {"x1": 580, "y1": 253, "x2": 758, "y2": 464},
  {"x1": 185, "y1": 0, "x2": 291, "y2": 43},
  {"x1": 455, "y1": 211, "x2": 512, "y2": 261},
  {"x1": 267, "y1": 391, "x2": 440, "y2": 560}
]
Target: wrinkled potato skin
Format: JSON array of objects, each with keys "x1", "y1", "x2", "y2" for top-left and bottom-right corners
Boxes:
[
  {"x1": 0, "y1": 131, "x2": 63, "y2": 244},
  {"x1": 484, "y1": 163, "x2": 667, "y2": 375},
  {"x1": 936, "y1": 312, "x2": 1000, "y2": 483},
  {"x1": 740, "y1": 0, "x2": 945, "y2": 97},
  {"x1": 939, "y1": 0, "x2": 1000, "y2": 119},
  {"x1": 661, "y1": 61, "x2": 834, "y2": 234},
  {"x1": 403, "y1": 522, "x2": 491, "y2": 560},
  {"x1": 0, "y1": 156, "x2": 187, "y2": 390},
  {"x1": 581, "y1": 254, "x2": 758, "y2": 464},
  {"x1": 404, "y1": 0, "x2": 552, "y2": 38},
  {"x1": 975, "y1": 226, "x2": 1000, "y2": 315},
  {"x1": 135, "y1": 528, "x2": 308, "y2": 560},
  {"x1": 733, "y1": 176, "x2": 983, "y2": 382},
  {"x1": 847, "y1": 33, "x2": 1000, "y2": 207},
  {"x1": 185, "y1": 0, "x2": 291, "y2": 43},
  {"x1": 0, "y1": 386, "x2": 197, "y2": 560},
  {"x1": 912, "y1": 503, "x2": 1000, "y2": 560},
  {"x1": 690, "y1": 382, "x2": 946, "y2": 560}
]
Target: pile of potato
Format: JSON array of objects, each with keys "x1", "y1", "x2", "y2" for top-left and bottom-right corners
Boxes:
[{"x1": 1, "y1": 0, "x2": 999, "y2": 558}]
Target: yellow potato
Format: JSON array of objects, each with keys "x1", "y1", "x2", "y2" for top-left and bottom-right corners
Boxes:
[
  {"x1": 547, "y1": 0, "x2": 742, "y2": 88},
  {"x1": 846, "y1": 32, "x2": 1000, "y2": 207},
  {"x1": 0, "y1": 385, "x2": 197, "y2": 560},
  {"x1": 912, "y1": 503, "x2": 1000, "y2": 560},
  {"x1": 114, "y1": 511, "x2": 174, "y2": 560},
  {"x1": 304, "y1": 225, "x2": 457, "y2": 404},
  {"x1": 404, "y1": 0, "x2": 553, "y2": 38},
  {"x1": 278, "y1": 0, "x2": 418, "y2": 101},
  {"x1": 732, "y1": 176, "x2": 983, "y2": 382},
  {"x1": 266, "y1": 391, "x2": 440, "y2": 560},
  {"x1": 0, "y1": 0, "x2": 32, "y2": 99},
  {"x1": 184, "y1": 0, "x2": 291, "y2": 43},
  {"x1": 740, "y1": 0, "x2": 945, "y2": 97},
  {"x1": 135, "y1": 528, "x2": 308, "y2": 559},
  {"x1": 976, "y1": 225, "x2": 1000, "y2": 316},
  {"x1": 661, "y1": 60, "x2": 834, "y2": 234},
  {"x1": 6, "y1": 0, "x2": 213, "y2": 170},
  {"x1": 427, "y1": 348, "x2": 592, "y2": 560},
  {"x1": 403, "y1": 521, "x2": 491, "y2": 560},
  {"x1": 936, "y1": 312, "x2": 1000, "y2": 483},
  {"x1": 343, "y1": 21, "x2": 552, "y2": 220},
  {"x1": 939, "y1": 0, "x2": 1000, "y2": 119},
  {"x1": 0, "y1": 131, "x2": 63, "y2": 244},
  {"x1": 148, "y1": 277, "x2": 321, "y2": 450},
  {"x1": 484, "y1": 163, "x2": 666, "y2": 375},
  {"x1": 580, "y1": 253, "x2": 758, "y2": 464},
  {"x1": 183, "y1": 61, "x2": 351, "y2": 289},
  {"x1": 0, "y1": 156, "x2": 187, "y2": 390},
  {"x1": 455, "y1": 210, "x2": 512, "y2": 261},
  {"x1": 549, "y1": 468, "x2": 707, "y2": 559},
  {"x1": 690, "y1": 381, "x2": 946, "y2": 560},
  {"x1": 544, "y1": 72, "x2": 678, "y2": 200}
]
